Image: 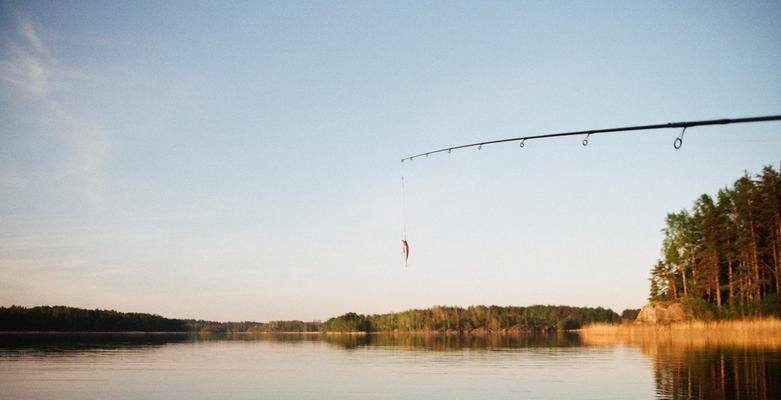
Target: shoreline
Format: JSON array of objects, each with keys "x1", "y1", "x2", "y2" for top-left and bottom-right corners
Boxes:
[
  {"x1": 0, "y1": 330, "x2": 564, "y2": 336},
  {"x1": 5, "y1": 318, "x2": 780, "y2": 337},
  {"x1": 580, "y1": 317, "x2": 781, "y2": 348}
]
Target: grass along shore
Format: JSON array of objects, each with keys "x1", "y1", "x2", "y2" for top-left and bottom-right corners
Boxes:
[{"x1": 580, "y1": 318, "x2": 781, "y2": 348}]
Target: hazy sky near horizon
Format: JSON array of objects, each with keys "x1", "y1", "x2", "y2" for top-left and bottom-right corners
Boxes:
[{"x1": 1, "y1": 1, "x2": 780, "y2": 321}]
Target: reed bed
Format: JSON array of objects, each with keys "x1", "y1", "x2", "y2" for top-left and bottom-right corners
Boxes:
[{"x1": 580, "y1": 318, "x2": 781, "y2": 349}]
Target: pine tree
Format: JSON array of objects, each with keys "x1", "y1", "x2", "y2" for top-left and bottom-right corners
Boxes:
[{"x1": 648, "y1": 165, "x2": 781, "y2": 317}]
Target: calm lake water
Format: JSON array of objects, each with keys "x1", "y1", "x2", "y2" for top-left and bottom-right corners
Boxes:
[{"x1": 1, "y1": 333, "x2": 778, "y2": 399}]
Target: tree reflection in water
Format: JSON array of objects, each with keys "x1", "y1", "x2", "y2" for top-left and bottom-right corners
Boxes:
[
  {"x1": 320, "y1": 331, "x2": 582, "y2": 350},
  {"x1": 320, "y1": 331, "x2": 781, "y2": 399},
  {"x1": 2, "y1": 332, "x2": 778, "y2": 399},
  {"x1": 582, "y1": 333, "x2": 781, "y2": 400},
  {"x1": 647, "y1": 345, "x2": 780, "y2": 400}
]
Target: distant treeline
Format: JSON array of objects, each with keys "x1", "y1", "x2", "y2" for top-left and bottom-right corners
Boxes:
[
  {"x1": 0, "y1": 305, "x2": 631, "y2": 333},
  {"x1": 319, "y1": 305, "x2": 623, "y2": 333},
  {"x1": 649, "y1": 165, "x2": 781, "y2": 318},
  {"x1": 0, "y1": 305, "x2": 189, "y2": 332},
  {"x1": 0, "y1": 306, "x2": 317, "y2": 333},
  {"x1": 190, "y1": 320, "x2": 319, "y2": 334}
]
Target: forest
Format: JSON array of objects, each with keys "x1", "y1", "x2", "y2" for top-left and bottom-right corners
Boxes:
[
  {"x1": 0, "y1": 305, "x2": 628, "y2": 333},
  {"x1": 648, "y1": 165, "x2": 781, "y2": 317},
  {"x1": 0, "y1": 305, "x2": 189, "y2": 332},
  {"x1": 0, "y1": 306, "x2": 322, "y2": 333},
  {"x1": 318, "y1": 305, "x2": 623, "y2": 333}
]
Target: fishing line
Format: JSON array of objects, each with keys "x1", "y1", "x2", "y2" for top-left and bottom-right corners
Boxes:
[
  {"x1": 401, "y1": 175, "x2": 409, "y2": 267},
  {"x1": 396, "y1": 113, "x2": 780, "y2": 267}
]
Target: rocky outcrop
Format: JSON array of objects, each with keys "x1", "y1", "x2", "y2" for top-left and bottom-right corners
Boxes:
[{"x1": 635, "y1": 301, "x2": 693, "y2": 325}]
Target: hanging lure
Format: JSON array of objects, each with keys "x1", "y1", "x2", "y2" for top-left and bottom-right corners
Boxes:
[{"x1": 401, "y1": 176, "x2": 410, "y2": 267}]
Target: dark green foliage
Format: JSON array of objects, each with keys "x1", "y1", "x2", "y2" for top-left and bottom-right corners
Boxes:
[
  {"x1": 559, "y1": 317, "x2": 581, "y2": 330},
  {"x1": 620, "y1": 309, "x2": 640, "y2": 321},
  {"x1": 0, "y1": 306, "x2": 321, "y2": 333},
  {"x1": 649, "y1": 165, "x2": 781, "y2": 318},
  {"x1": 0, "y1": 305, "x2": 189, "y2": 332},
  {"x1": 680, "y1": 297, "x2": 716, "y2": 320},
  {"x1": 319, "y1": 312, "x2": 371, "y2": 333},
  {"x1": 1, "y1": 305, "x2": 619, "y2": 333},
  {"x1": 319, "y1": 305, "x2": 619, "y2": 333},
  {"x1": 186, "y1": 319, "x2": 320, "y2": 334}
]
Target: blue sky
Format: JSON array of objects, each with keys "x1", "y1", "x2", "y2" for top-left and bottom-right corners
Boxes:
[{"x1": 1, "y1": 1, "x2": 780, "y2": 321}]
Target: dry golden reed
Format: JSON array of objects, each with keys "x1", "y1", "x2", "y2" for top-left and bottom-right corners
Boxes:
[{"x1": 580, "y1": 318, "x2": 781, "y2": 349}]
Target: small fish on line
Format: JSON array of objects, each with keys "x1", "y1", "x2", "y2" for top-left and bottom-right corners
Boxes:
[{"x1": 402, "y1": 239, "x2": 409, "y2": 266}]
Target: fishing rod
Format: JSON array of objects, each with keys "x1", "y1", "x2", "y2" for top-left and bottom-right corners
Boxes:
[{"x1": 400, "y1": 115, "x2": 781, "y2": 162}]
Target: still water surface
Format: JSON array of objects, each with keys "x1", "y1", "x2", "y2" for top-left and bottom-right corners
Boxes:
[{"x1": 1, "y1": 334, "x2": 778, "y2": 399}]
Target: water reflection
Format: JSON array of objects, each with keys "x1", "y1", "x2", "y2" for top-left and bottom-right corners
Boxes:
[
  {"x1": 581, "y1": 334, "x2": 781, "y2": 400},
  {"x1": 0, "y1": 332, "x2": 582, "y2": 352},
  {"x1": 649, "y1": 345, "x2": 780, "y2": 399},
  {"x1": 320, "y1": 332, "x2": 582, "y2": 350},
  {"x1": 1, "y1": 332, "x2": 779, "y2": 399},
  {"x1": 0, "y1": 333, "x2": 193, "y2": 354}
]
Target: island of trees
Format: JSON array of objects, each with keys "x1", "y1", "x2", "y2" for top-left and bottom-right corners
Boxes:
[
  {"x1": 318, "y1": 305, "x2": 622, "y2": 332},
  {"x1": 648, "y1": 165, "x2": 781, "y2": 318},
  {"x1": 0, "y1": 304, "x2": 633, "y2": 333}
]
